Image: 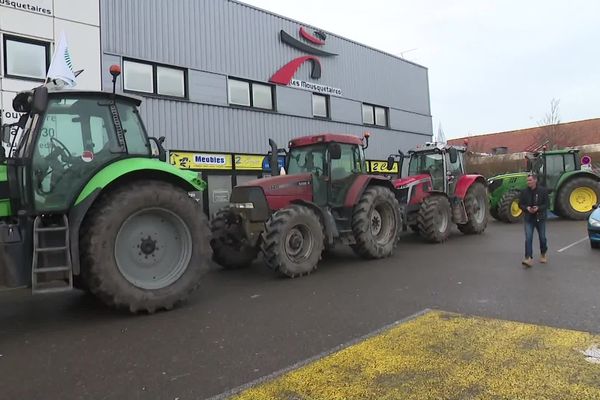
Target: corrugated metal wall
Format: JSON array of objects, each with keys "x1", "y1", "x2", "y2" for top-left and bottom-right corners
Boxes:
[{"x1": 100, "y1": 0, "x2": 433, "y2": 158}]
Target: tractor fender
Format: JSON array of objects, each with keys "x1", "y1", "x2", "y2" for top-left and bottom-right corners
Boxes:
[
  {"x1": 68, "y1": 160, "x2": 204, "y2": 276},
  {"x1": 291, "y1": 199, "x2": 339, "y2": 245},
  {"x1": 454, "y1": 174, "x2": 487, "y2": 200},
  {"x1": 343, "y1": 175, "x2": 396, "y2": 208},
  {"x1": 556, "y1": 170, "x2": 600, "y2": 193}
]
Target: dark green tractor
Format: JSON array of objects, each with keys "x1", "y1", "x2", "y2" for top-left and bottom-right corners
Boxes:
[
  {"x1": 0, "y1": 66, "x2": 210, "y2": 312},
  {"x1": 488, "y1": 149, "x2": 600, "y2": 222}
]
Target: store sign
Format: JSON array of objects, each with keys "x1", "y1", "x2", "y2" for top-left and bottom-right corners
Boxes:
[
  {"x1": 0, "y1": 0, "x2": 53, "y2": 16},
  {"x1": 368, "y1": 160, "x2": 398, "y2": 174},
  {"x1": 290, "y1": 79, "x2": 342, "y2": 97},
  {"x1": 235, "y1": 154, "x2": 266, "y2": 171},
  {"x1": 270, "y1": 26, "x2": 339, "y2": 91},
  {"x1": 170, "y1": 152, "x2": 232, "y2": 170}
]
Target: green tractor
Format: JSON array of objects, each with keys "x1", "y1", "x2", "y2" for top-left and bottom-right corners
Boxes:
[
  {"x1": 488, "y1": 149, "x2": 600, "y2": 222},
  {"x1": 0, "y1": 66, "x2": 210, "y2": 312}
]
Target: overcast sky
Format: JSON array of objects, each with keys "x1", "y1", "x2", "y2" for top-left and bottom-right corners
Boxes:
[{"x1": 242, "y1": 0, "x2": 600, "y2": 139}]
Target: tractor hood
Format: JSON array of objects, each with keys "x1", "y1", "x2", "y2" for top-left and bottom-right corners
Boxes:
[
  {"x1": 488, "y1": 172, "x2": 527, "y2": 182},
  {"x1": 233, "y1": 173, "x2": 313, "y2": 213},
  {"x1": 392, "y1": 174, "x2": 430, "y2": 189}
]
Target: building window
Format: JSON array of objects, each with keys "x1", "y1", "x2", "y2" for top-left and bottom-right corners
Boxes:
[
  {"x1": 123, "y1": 59, "x2": 186, "y2": 98},
  {"x1": 493, "y1": 146, "x2": 508, "y2": 155},
  {"x1": 312, "y1": 94, "x2": 329, "y2": 118},
  {"x1": 362, "y1": 103, "x2": 388, "y2": 127},
  {"x1": 3, "y1": 35, "x2": 50, "y2": 81},
  {"x1": 228, "y1": 78, "x2": 274, "y2": 110}
]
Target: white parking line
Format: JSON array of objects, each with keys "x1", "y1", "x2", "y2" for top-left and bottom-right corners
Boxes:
[{"x1": 557, "y1": 237, "x2": 589, "y2": 253}]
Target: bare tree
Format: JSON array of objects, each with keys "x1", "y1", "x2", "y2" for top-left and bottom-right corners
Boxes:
[{"x1": 535, "y1": 98, "x2": 573, "y2": 149}]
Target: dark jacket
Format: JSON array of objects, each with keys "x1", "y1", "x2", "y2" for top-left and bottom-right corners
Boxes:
[{"x1": 519, "y1": 185, "x2": 549, "y2": 222}]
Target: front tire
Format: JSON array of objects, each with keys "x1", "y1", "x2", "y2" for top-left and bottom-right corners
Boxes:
[
  {"x1": 591, "y1": 241, "x2": 600, "y2": 249},
  {"x1": 457, "y1": 181, "x2": 489, "y2": 234},
  {"x1": 210, "y1": 208, "x2": 258, "y2": 269},
  {"x1": 498, "y1": 190, "x2": 523, "y2": 223},
  {"x1": 351, "y1": 186, "x2": 400, "y2": 259},
  {"x1": 261, "y1": 205, "x2": 324, "y2": 278},
  {"x1": 417, "y1": 195, "x2": 452, "y2": 243},
  {"x1": 80, "y1": 180, "x2": 210, "y2": 313},
  {"x1": 557, "y1": 177, "x2": 600, "y2": 220}
]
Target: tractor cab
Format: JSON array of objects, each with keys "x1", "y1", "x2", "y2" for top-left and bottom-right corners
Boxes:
[
  {"x1": 1, "y1": 85, "x2": 166, "y2": 215},
  {"x1": 526, "y1": 149, "x2": 580, "y2": 191},
  {"x1": 282, "y1": 133, "x2": 368, "y2": 207},
  {"x1": 391, "y1": 142, "x2": 466, "y2": 196}
]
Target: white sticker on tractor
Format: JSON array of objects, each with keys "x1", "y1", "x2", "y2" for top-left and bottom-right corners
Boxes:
[{"x1": 81, "y1": 150, "x2": 94, "y2": 163}]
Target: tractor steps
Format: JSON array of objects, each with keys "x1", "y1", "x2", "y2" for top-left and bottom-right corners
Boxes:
[{"x1": 32, "y1": 215, "x2": 73, "y2": 294}]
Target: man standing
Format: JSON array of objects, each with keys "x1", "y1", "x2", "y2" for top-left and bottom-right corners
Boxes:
[{"x1": 519, "y1": 173, "x2": 549, "y2": 267}]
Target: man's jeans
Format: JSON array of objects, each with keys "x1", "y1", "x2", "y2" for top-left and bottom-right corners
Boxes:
[{"x1": 524, "y1": 219, "x2": 548, "y2": 258}]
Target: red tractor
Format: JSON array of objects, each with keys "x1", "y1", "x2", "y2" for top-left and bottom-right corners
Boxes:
[
  {"x1": 210, "y1": 133, "x2": 401, "y2": 277},
  {"x1": 387, "y1": 142, "x2": 489, "y2": 242}
]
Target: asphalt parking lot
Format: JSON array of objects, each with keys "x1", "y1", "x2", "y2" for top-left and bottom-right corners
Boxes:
[{"x1": 0, "y1": 218, "x2": 598, "y2": 399}]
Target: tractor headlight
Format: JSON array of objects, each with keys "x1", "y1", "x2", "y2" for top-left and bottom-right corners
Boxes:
[
  {"x1": 231, "y1": 202, "x2": 255, "y2": 209},
  {"x1": 590, "y1": 218, "x2": 600, "y2": 228}
]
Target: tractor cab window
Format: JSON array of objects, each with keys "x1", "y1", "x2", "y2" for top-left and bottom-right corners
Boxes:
[
  {"x1": 117, "y1": 102, "x2": 150, "y2": 155},
  {"x1": 31, "y1": 97, "x2": 122, "y2": 212},
  {"x1": 545, "y1": 154, "x2": 564, "y2": 189},
  {"x1": 287, "y1": 145, "x2": 326, "y2": 176},
  {"x1": 329, "y1": 144, "x2": 363, "y2": 206},
  {"x1": 409, "y1": 152, "x2": 445, "y2": 191},
  {"x1": 564, "y1": 154, "x2": 576, "y2": 172}
]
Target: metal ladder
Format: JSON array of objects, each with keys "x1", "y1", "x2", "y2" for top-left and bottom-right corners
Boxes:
[{"x1": 31, "y1": 215, "x2": 73, "y2": 294}]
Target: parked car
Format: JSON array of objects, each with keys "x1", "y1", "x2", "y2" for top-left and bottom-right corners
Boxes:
[{"x1": 588, "y1": 204, "x2": 600, "y2": 249}]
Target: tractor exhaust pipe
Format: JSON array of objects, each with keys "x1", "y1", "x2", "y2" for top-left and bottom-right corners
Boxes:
[{"x1": 268, "y1": 139, "x2": 280, "y2": 176}]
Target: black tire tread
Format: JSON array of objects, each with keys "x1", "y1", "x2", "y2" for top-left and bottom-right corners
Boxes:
[
  {"x1": 80, "y1": 180, "x2": 210, "y2": 313},
  {"x1": 210, "y1": 207, "x2": 258, "y2": 269},
  {"x1": 417, "y1": 195, "x2": 452, "y2": 243},
  {"x1": 260, "y1": 205, "x2": 324, "y2": 278},
  {"x1": 351, "y1": 185, "x2": 400, "y2": 259},
  {"x1": 556, "y1": 176, "x2": 600, "y2": 220},
  {"x1": 497, "y1": 189, "x2": 522, "y2": 223},
  {"x1": 457, "y1": 181, "x2": 489, "y2": 234}
]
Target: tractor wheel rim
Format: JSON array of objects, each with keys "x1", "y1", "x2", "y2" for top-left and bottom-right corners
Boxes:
[
  {"x1": 474, "y1": 194, "x2": 486, "y2": 223},
  {"x1": 437, "y1": 207, "x2": 448, "y2": 233},
  {"x1": 115, "y1": 207, "x2": 192, "y2": 290},
  {"x1": 569, "y1": 187, "x2": 598, "y2": 213},
  {"x1": 511, "y1": 199, "x2": 523, "y2": 218},
  {"x1": 285, "y1": 224, "x2": 314, "y2": 263},
  {"x1": 371, "y1": 209, "x2": 382, "y2": 236},
  {"x1": 371, "y1": 202, "x2": 395, "y2": 244}
]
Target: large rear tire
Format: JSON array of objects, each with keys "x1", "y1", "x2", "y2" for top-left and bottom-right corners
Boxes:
[
  {"x1": 457, "y1": 182, "x2": 489, "y2": 234},
  {"x1": 557, "y1": 177, "x2": 600, "y2": 220},
  {"x1": 497, "y1": 189, "x2": 523, "y2": 223},
  {"x1": 417, "y1": 195, "x2": 452, "y2": 243},
  {"x1": 80, "y1": 180, "x2": 210, "y2": 313},
  {"x1": 351, "y1": 186, "x2": 400, "y2": 259},
  {"x1": 261, "y1": 205, "x2": 324, "y2": 278},
  {"x1": 210, "y1": 207, "x2": 258, "y2": 269}
]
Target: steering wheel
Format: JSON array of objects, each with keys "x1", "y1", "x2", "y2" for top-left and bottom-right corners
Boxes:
[{"x1": 50, "y1": 137, "x2": 73, "y2": 161}]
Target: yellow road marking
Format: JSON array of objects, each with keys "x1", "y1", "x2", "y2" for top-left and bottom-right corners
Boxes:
[{"x1": 227, "y1": 310, "x2": 600, "y2": 400}]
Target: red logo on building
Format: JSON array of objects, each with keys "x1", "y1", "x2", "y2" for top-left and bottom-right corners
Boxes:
[{"x1": 270, "y1": 27, "x2": 337, "y2": 85}]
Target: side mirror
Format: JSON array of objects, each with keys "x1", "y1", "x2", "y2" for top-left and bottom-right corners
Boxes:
[
  {"x1": 330, "y1": 143, "x2": 342, "y2": 160},
  {"x1": 31, "y1": 86, "x2": 48, "y2": 115},
  {"x1": 387, "y1": 155, "x2": 395, "y2": 171},
  {"x1": 1, "y1": 125, "x2": 11, "y2": 144},
  {"x1": 448, "y1": 147, "x2": 458, "y2": 164},
  {"x1": 268, "y1": 138, "x2": 279, "y2": 176},
  {"x1": 149, "y1": 137, "x2": 167, "y2": 162}
]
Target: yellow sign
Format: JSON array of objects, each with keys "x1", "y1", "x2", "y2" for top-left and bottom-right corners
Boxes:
[
  {"x1": 369, "y1": 160, "x2": 398, "y2": 173},
  {"x1": 170, "y1": 152, "x2": 233, "y2": 170},
  {"x1": 235, "y1": 154, "x2": 266, "y2": 171}
]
